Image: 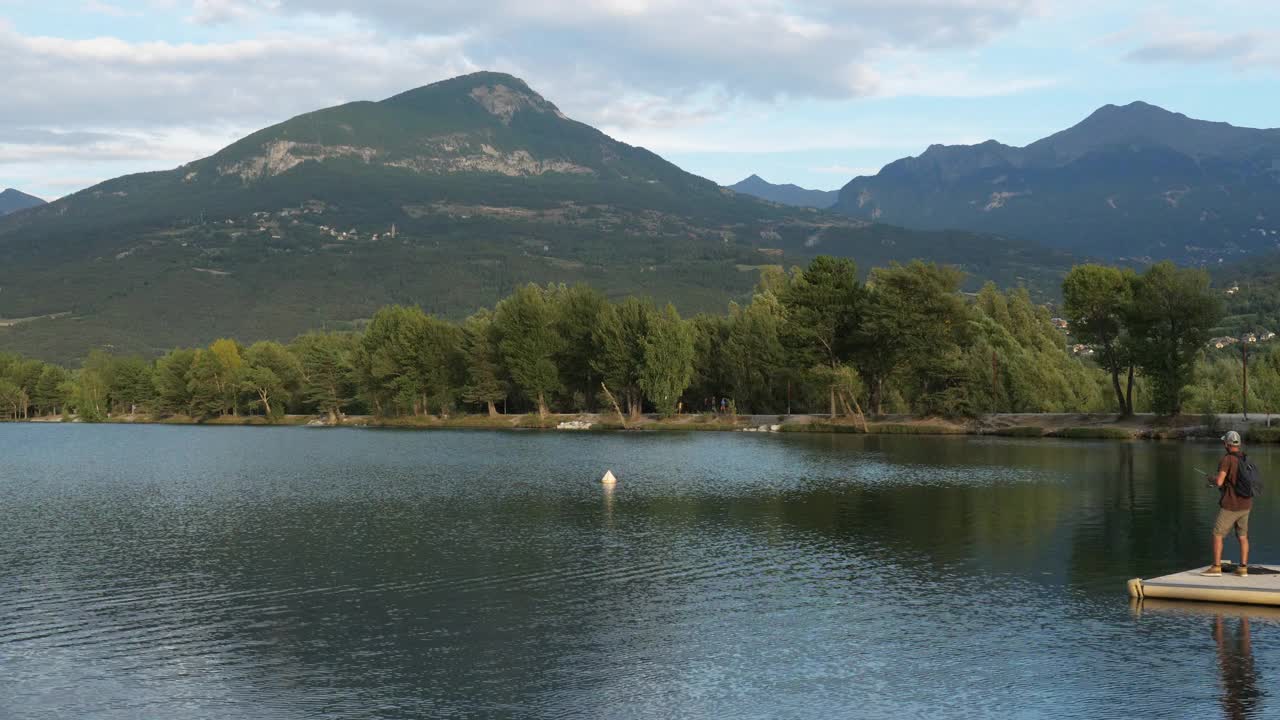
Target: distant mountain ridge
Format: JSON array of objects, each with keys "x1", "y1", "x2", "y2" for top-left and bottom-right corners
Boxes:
[
  {"x1": 834, "y1": 101, "x2": 1280, "y2": 261},
  {"x1": 0, "y1": 72, "x2": 1069, "y2": 362},
  {"x1": 0, "y1": 188, "x2": 45, "y2": 216},
  {"x1": 727, "y1": 175, "x2": 838, "y2": 208}
]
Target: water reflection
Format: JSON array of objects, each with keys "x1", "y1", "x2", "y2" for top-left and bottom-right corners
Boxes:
[
  {"x1": 1, "y1": 425, "x2": 1278, "y2": 718},
  {"x1": 1216, "y1": 615, "x2": 1261, "y2": 720},
  {"x1": 602, "y1": 480, "x2": 616, "y2": 518}
]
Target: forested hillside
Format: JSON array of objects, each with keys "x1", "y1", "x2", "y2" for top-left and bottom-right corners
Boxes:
[
  {"x1": 0, "y1": 72, "x2": 1071, "y2": 364},
  {"x1": 835, "y1": 102, "x2": 1280, "y2": 262},
  {"x1": 2, "y1": 257, "x2": 1251, "y2": 425}
]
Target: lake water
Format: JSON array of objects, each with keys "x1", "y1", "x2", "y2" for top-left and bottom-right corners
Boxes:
[{"x1": 0, "y1": 425, "x2": 1276, "y2": 719}]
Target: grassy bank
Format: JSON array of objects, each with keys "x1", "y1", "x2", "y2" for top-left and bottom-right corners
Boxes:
[{"x1": 13, "y1": 409, "x2": 1276, "y2": 442}]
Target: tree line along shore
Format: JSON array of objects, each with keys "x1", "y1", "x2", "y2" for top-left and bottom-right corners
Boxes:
[
  {"x1": 30, "y1": 410, "x2": 1280, "y2": 444},
  {"x1": 2, "y1": 257, "x2": 1278, "y2": 437}
]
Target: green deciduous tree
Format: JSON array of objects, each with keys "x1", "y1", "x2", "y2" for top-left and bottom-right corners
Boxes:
[
  {"x1": 186, "y1": 340, "x2": 243, "y2": 418},
  {"x1": 724, "y1": 294, "x2": 787, "y2": 413},
  {"x1": 69, "y1": 368, "x2": 108, "y2": 422},
  {"x1": 240, "y1": 366, "x2": 285, "y2": 418},
  {"x1": 460, "y1": 311, "x2": 508, "y2": 416},
  {"x1": 358, "y1": 306, "x2": 464, "y2": 416},
  {"x1": 33, "y1": 365, "x2": 70, "y2": 416},
  {"x1": 242, "y1": 340, "x2": 302, "y2": 417},
  {"x1": 859, "y1": 261, "x2": 968, "y2": 415},
  {"x1": 495, "y1": 284, "x2": 563, "y2": 418},
  {"x1": 1062, "y1": 264, "x2": 1138, "y2": 415},
  {"x1": 0, "y1": 379, "x2": 21, "y2": 420},
  {"x1": 592, "y1": 297, "x2": 653, "y2": 418},
  {"x1": 552, "y1": 284, "x2": 609, "y2": 411},
  {"x1": 639, "y1": 304, "x2": 695, "y2": 417},
  {"x1": 1127, "y1": 262, "x2": 1223, "y2": 415},
  {"x1": 0, "y1": 356, "x2": 44, "y2": 419},
  {"x1": 686, "y1": 313, "x2": 733, "y2": 413}
]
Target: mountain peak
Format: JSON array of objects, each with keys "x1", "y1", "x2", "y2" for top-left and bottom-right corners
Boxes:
[
  {"x1": 0, "y1": 188, "x2": 47, "y2": 216},
  {"x1": 1075, "y1": 100, "x2": 1187, "y2": 131},
  {"x1": 390, "y1": 71, "x2": 536, "y2": 97},
  {"x1": 382, "y1": 71, "x2": 566, "y2": 124},
  {"x1": 1029, "y1": 100, "x2": 1279, "y2": 162},
  {"x1": 1094, "y1": 100, "x2": 1173, "y2": 115},
  {"x1": 727, "y1": 175, "x2": 838, "y2": 208},
  {"x1": 834, "y1": 100, "x2": 1280, "y2": 261}
]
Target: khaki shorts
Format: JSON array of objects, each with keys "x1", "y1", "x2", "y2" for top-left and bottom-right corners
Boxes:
[{"x1": 1214, "y1": 508, "x2": 1250, "y2": 538}]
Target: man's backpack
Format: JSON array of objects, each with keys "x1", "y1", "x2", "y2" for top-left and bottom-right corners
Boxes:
[{"x1": 1237, "y1": 454, "x2": 1263, "y2": 498}]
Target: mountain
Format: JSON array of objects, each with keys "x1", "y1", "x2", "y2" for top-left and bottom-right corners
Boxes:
[
  {"x1": 833, "y1": 102, "x2": 1280, "y2": 262},
  {"x1": 0, "y1": 72, "x2": 1070, "y2": 362},
  {"x1": 0, "y1": 188, "x2": 45, "y2": 216},
  {"x1": 727, "y1": 175, "x2": 838, "y2": 208}
]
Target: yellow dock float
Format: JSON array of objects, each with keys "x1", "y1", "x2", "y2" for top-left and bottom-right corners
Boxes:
[{"x1": 1128, "y1": 563, "x2": 1280, "y2": 607}]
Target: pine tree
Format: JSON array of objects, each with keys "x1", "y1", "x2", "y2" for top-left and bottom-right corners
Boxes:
[{"x1": 293, "y1": 332, "x2": 355, "y2": 424}]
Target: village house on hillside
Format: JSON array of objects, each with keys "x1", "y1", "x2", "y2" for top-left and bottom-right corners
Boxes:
[{"x1": 1208, "y1": 332, "x2": 1277, "y2": 349}]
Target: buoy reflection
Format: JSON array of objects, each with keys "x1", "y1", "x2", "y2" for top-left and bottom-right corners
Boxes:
[{"x1": 602, "y1": 481, "x2": 615, "y2": 515}]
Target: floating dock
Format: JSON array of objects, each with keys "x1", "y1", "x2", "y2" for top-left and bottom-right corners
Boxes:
[
  {"x1": 1128, "y1": 563, "x2": 1280, "y2": 606},
  {"x1": 1133, "y1": 597, "x2": 1280, "y2": 620}
]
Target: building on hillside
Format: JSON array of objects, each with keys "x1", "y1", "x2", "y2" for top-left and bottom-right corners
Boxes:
[
  {"x1": 1262, "y1": 330, "x2": 1276, "y2": 342},
  {"x1": 1050, "y1": 317, "x2": 1069, "y2": 330},
  {"x1": 1071, "y1": 343, "x2": 1094, "y2": 356},
  {"x1": 1210, "y1": 336, "x2": 1239, "y2": 349},
  {"x1": 1244, "y1": 333, "x2": 1259, "y2": 343},
  {"x1": 1226, "y1": 284, "x2": 1240, "y2": 296}
]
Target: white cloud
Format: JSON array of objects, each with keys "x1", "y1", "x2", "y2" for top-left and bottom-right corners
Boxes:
[
  {"x1": 1117, "y1": 11, "x2": 1280, "y2": 69},
  {"x1": 0, "y1": 127, "x2": 239, "y2": 165},
  {"x1": 188, "y1": 0, "x2": 277, "y2": 24},
  {"x1": 200, "y1": 0, "x2": 1046, "y2": 101},
  {"x1": 0, "y1": 19, "x2": 479, "y2": 196},
  {"x1": 82, "y1": 0, "x2": 142, "y2": 17},
  {"x1": 1125, "y1": 29, "x2": 1262, "y2": 64},
  {"x1": 0, "y1": 21, "x2": 477, "y2": 129},
  {"x1": 0, "y1": 0, "x2": 1053, "y2": 196}
]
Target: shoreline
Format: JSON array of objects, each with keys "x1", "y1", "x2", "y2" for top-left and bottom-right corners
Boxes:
[{"x1": 13, "y1": 411, "x2": 1280, "y2": 442}]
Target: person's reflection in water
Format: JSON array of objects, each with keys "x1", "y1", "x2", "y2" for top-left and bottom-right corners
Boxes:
[{"x1": 1214, "y1": 615, "x2": 1262, "y2": 719}]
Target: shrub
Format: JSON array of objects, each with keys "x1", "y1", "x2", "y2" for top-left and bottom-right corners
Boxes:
[
  {"x1": 1052, "y1": 426, "x2": 1133, "y2": 439},
  {"x1": 1246, "y1": 426, "x2": 1280, "y2": 443},
  {"x1": 991, "y1": 426, "x2": 1046, "y2": 437}
]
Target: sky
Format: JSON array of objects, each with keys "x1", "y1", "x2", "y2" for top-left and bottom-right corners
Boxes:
[{"x1": 3, "y1": 0, "x2": 1280, "y2": 200}]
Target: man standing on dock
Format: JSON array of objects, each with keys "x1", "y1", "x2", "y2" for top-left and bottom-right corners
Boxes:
[{"x1": 1203, "y1": 431, "x2": 1252, "y2": 577}]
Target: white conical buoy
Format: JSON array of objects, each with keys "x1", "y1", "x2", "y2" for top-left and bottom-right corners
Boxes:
[{"x1": 601, "y1": 470, "x2": 618, "y2": 485}]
